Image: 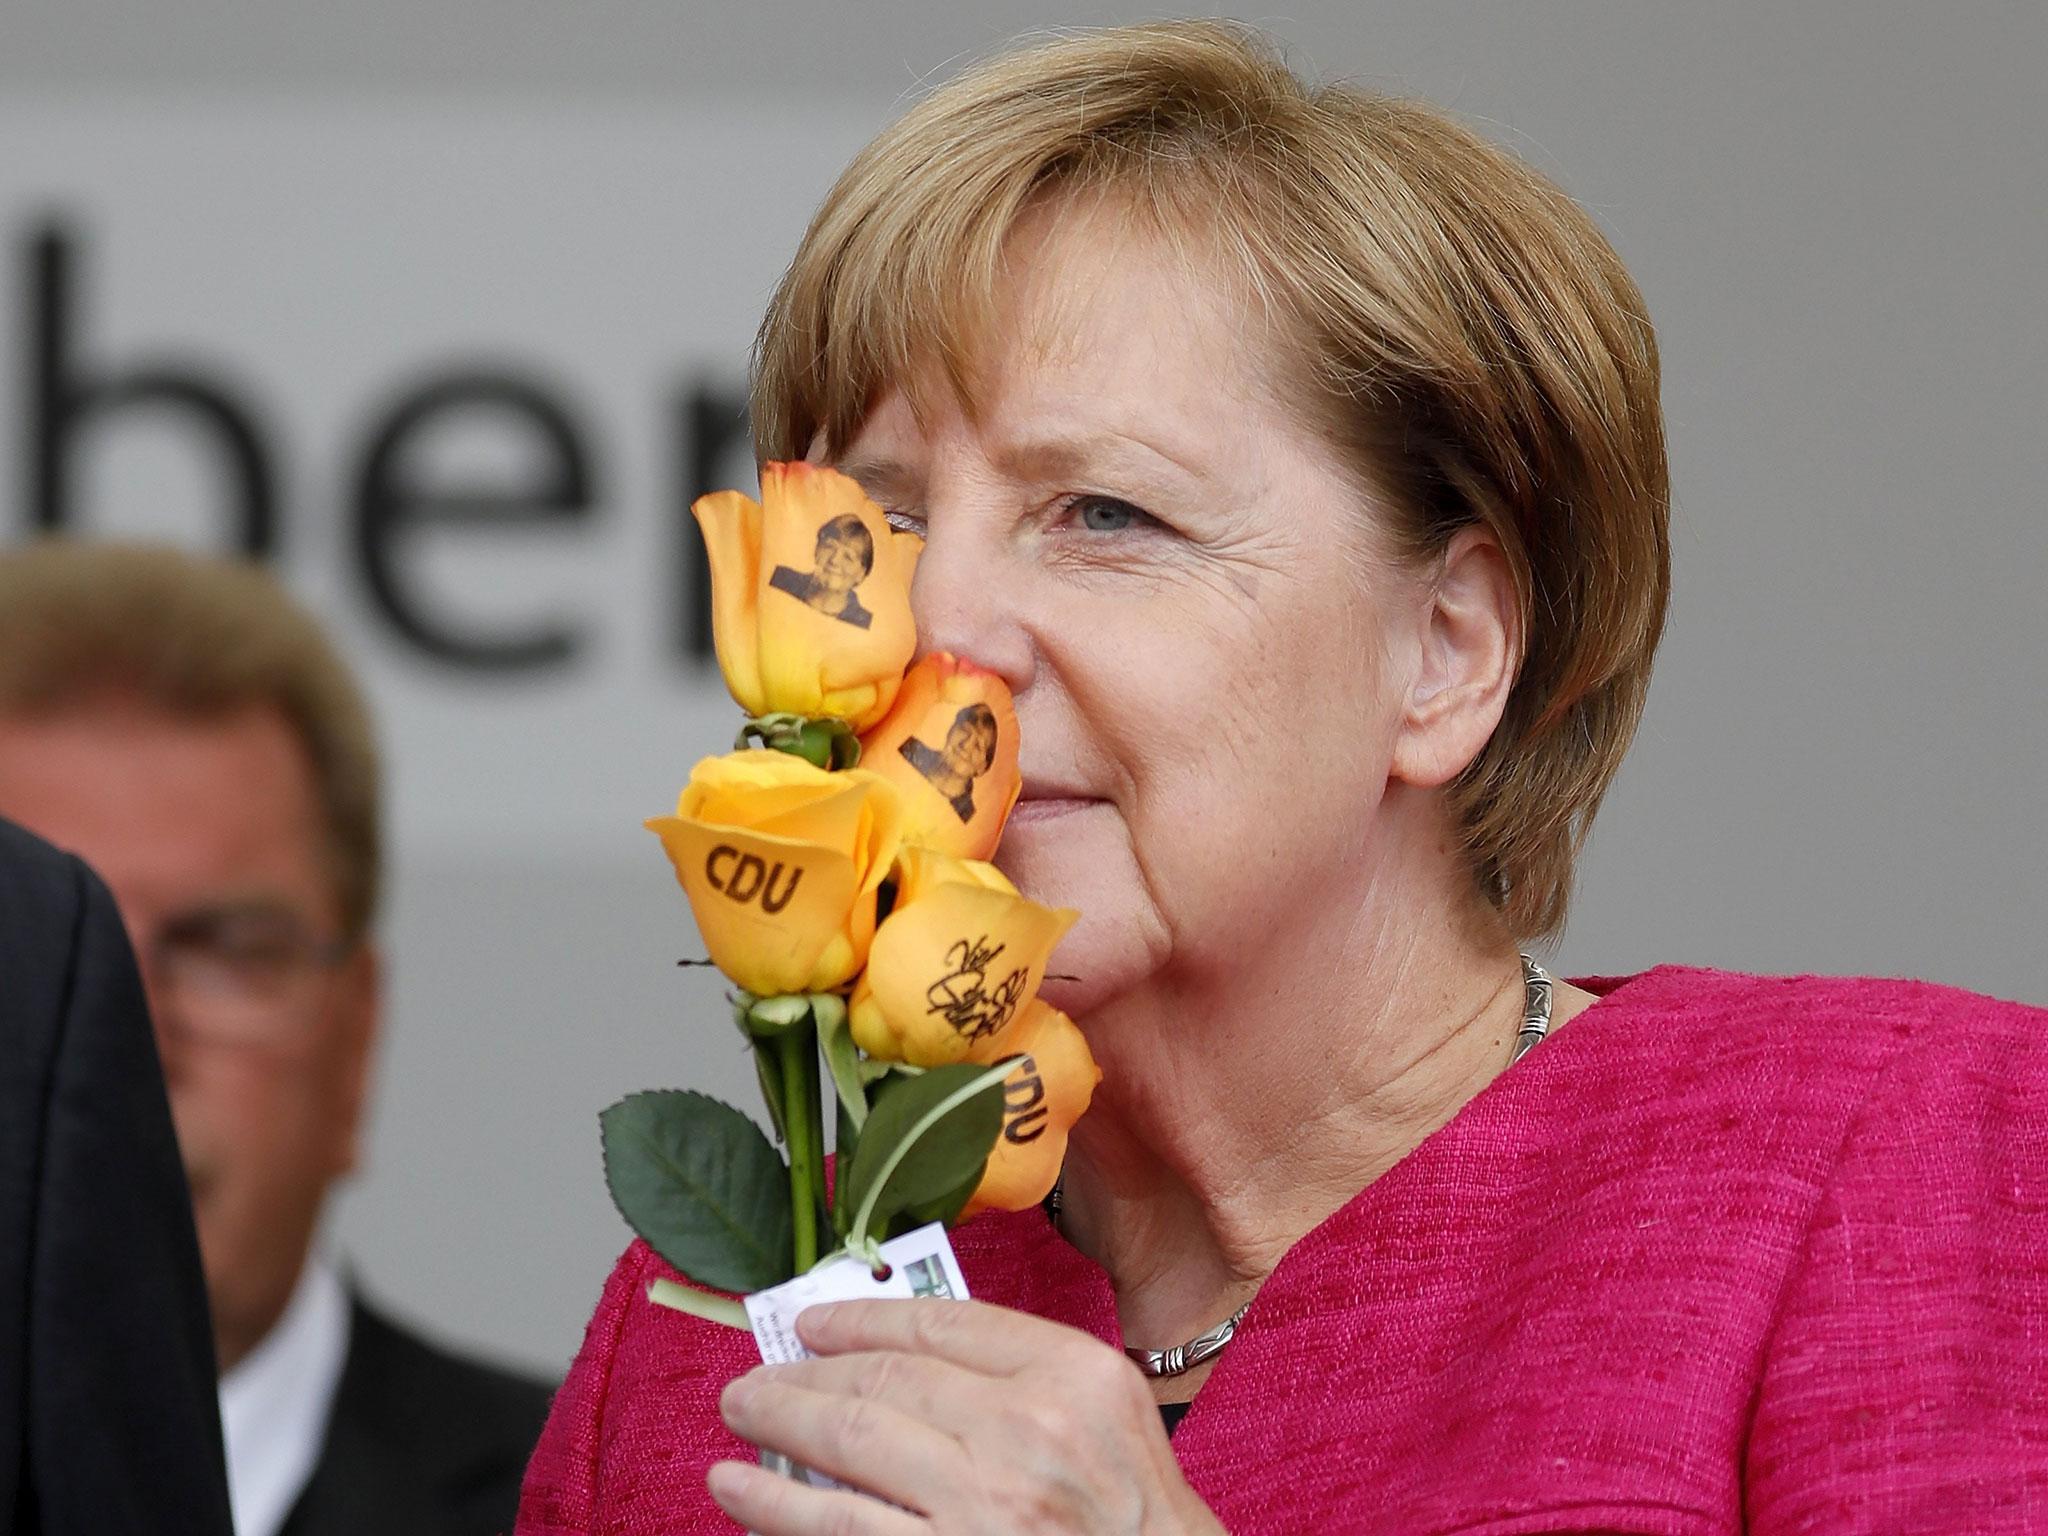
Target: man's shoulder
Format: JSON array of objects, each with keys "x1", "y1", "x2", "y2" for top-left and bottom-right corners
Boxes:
[
  {"x1": 0, "y1": 816, "x2": 90, "y2": 958},
  {"x1": 0, "y1": 813, "x2": 78, "y2": 884},
  {"x1": 339, "y1": 1296, "x2": 557, "y2": 1447},
  {"x1": 286, "y1": 1296, "x2": 555, "y2": 1536},
  {"x1": 0, "y1": 819, "x2": 135, "y2": 1051}
]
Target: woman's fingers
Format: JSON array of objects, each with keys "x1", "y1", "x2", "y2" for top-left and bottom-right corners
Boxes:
[
  {"x1": 757, "y1": 1349, "x2": 995, "y2": 1428},
  {"x1": 720, "y1": 1370, "x2": 957, "y2": 1511},
  {"x1": 796, "y1": 1297, "x2": 1088, "y2": 1376},
  {"x1": 718, "y1": 1304, "x2": 1217, "y2": 1535},
  {"x1": 706, "y1": 1459, "x2": 927, "y2": 1536}
]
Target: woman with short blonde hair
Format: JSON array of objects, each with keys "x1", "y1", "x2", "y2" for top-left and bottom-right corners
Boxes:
[
  {"x1": 755, "y1": 20, "x2": 1668, "y2": 942},
  {"x1": 521, "y1": 22, "x2": 2045, "y2": 1534}
]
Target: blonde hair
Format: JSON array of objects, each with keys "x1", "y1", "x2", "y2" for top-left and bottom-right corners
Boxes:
[
  {"x1": 0, "y1": 541, "x2": 382, "y2": 940},
  {"x1": 753, "y1": 20, "x2": 1670, "y2": 937}
]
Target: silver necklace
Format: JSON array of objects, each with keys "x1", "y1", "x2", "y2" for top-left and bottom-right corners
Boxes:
[
  {"x1": 1512, "y1": 952, "x2": 1556, "y2": 1064},
  {"x1": 1051, "y1": 953, "x2": 1557, "y2": 1380},
  {"x1": 1125, "y1": 1301, "x2": 1250, "y2": 1379},
  {"x1": 1050, "y1": 1179, "x2": 1227, "y2": 1377}
]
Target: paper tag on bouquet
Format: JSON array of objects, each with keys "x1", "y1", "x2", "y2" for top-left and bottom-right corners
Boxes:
[
  {"x1": 745, "y1": 1221, "x2": 971, "y2": 1365},
  {"x1": 742, "y1": 1223, "x2": 971, "y2": 1495}
]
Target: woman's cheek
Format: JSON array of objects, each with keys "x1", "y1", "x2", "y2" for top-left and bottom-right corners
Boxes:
[{"x1": 998, "y1": 822, "x2": 1171, "y2": 1018}]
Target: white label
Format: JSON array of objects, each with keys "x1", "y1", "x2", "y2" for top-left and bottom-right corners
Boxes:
[
  {"x1": 741, "y1": 1224, "x2": 972, "y2": 1497},
  {"x1": 745, "y1": 1223, "x2": 971, "y2": 1366}
]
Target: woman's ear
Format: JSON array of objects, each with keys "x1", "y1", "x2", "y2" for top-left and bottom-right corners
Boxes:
[{"x1": 1388, "y1": 527, "x2": 1522, "y2": 790}]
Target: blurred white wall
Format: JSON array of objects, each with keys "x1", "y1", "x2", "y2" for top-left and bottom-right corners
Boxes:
[{"x1": 1, "y1": 1, "x2": 2042, "y2": 1377}]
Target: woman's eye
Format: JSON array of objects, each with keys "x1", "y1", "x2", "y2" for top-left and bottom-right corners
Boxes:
[
  {"x1": 1068, "y1": 495, "x2": 1147, "y2": 532},
  {"x1": 881, "y1": 507, "x2": 927, "y2": 537}
]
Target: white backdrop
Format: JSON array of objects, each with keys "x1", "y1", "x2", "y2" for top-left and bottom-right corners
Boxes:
[{"x1": 1, "y1": 2, "x2": 2042, "y2": 1377}]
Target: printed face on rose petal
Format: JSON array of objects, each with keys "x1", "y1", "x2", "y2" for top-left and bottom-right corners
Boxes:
[
  {"x1": 695, "y1": 465, "x2": 918, "y2": 726},
  {"x1": 857, "y1": 655, "x2": 1021, "y2": 860},
  {"x1": 767, "y1": 515, "x2": 879, "y2": 629},
  {"x1": 814, "y1": 521, "x2": 873, "y2": 595},
  {"x1": 895, "y1": 704, "x2": 1000, "y2": 824},
  {"x1": 940, "y1": 711, "x2": 998, "y2": 785},
  {"x1": 833, "y1": 192, "x2": 1423, "y2": 1019}
]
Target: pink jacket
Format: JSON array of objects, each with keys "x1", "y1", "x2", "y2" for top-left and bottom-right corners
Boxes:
[{"x1": 518, "y1": 967, "x2": 2048, "y2": 1533}]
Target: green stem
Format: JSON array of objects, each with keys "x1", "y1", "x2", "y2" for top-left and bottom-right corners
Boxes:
[
  {"x1": 847, "y1": 1062, "x2": 1013, "y2": 1253},
  {"x1": 778, "y1": 1024, "x2": 820, "y2": 1273},
  {"x1": 646, "y1": 1279, "x2": 750, "y2": 1330},
  {"x1": 803, "y1": 1034, "x2": 827, "y2": 1225},
  {"x1": 736, "y1": 714, "x2": 862, "y2": 770}
]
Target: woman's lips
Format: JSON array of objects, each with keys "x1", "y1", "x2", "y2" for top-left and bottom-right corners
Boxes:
[{"x1": 1008, "y1": 795, "x2": 1101, "y2": 825}]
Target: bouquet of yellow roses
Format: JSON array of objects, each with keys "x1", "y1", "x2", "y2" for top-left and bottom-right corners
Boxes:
[{"x1": 601, "y1": 463, "x2": 1099, "y2": 1326}]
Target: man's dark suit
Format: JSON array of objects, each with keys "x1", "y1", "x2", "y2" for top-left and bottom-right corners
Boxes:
[
  {"x1": 0, "y1": 817, "x2": 234, "y2": 1536},
  {"x1": 279, "y1": 1298, "x2": 555, "y2": 1536}
]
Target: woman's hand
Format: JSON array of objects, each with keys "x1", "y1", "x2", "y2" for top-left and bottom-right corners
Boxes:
[{"x1": 708, "y1": 1298, "x2": 1225, "y2": 1535}]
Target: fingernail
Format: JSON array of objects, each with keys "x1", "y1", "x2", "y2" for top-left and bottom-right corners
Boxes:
[
  {"x1": 720, "y1": 1376, "x2": 755, "y2": 1418},
  {"x1": 795, "y1": 1302, "x2": 835, "y2": 1340},
  {"x1": 707, "y1": 1462, "x2": 749, "y2": 1503}
]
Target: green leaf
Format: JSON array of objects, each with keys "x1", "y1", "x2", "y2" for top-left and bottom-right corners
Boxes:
[
  {"x1": 813, "y1": 994, "x2": 868, "y2": 1134},
  {"x1": 891, "y1": 1160, "x2": 986, "y2": 1237},
  {"x1": 601, "y1": 1090, "x2": 792, "y2": 1293},
  {"x1": 840, "y1": 1063, "x2": 1004, "y2": 1246}
]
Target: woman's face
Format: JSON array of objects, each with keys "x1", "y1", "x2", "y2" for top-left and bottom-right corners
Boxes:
[
  {"x1": 836, "y1": 198, "x2": 1432, "y2": 1018},
  {"x1": 815, "y1": 532, "x2": 867, "y2": 594},
  {"x1": 941, "y1": 717, "x2": 995, "y2": 782}
]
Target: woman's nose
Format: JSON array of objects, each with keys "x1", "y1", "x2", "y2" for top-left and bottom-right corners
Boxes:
[{"x1": 909, "y1": 519, "x2": 1035, "y2": 694}]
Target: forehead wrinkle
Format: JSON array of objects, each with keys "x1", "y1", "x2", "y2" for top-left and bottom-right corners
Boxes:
[
  {"x1": 835, "y1": 452, "x2": 920, "y2": 499},
  {"x1": 985, "y1": 429, "x2": 1211, "y2": 489},
  {"x1": 839, "y1": 198, "x2": 1295, "y2": 503}
]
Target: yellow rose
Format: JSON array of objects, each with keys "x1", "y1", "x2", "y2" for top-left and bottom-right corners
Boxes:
[
  {"x1": 847, "y1": 847, "x2": 1077, "y2": 1067},
  {"x1": 694, "y1": 462, "x2": 921, "y2": 731},
  {"x1": 646, "y1": 750, "x2": 906, "y2": 997},
  {"x1": 962, "y1": 1000, "x2": 1100, "y2": 1217},
  {"x1": 856, "y1": 653, "x2": 1021, "y2": 861}
]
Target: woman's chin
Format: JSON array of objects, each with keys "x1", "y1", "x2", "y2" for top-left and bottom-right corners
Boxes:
[
  {"x1": 993, "y1": 803, "x2": 1159, "y2": 1014},
  {"x1": 1036, "y1": 969, "x2": 1102, "y2": 1020},
  {"x1": 1033, "y1": 912, "x2": 1151, "y2": 1022}
]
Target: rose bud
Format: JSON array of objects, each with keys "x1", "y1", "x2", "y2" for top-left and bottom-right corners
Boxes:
[
  {"x1": 857, "y1": 653, "x2": 1021, "y2": 860},
  {"x1": 693, "y1": 462, "x2": 921, "y2": 731},
  {"x1": 646, "y1": 750, "x2": 906, "y2": 997},
  {"x1": 962, "y1": 1000, "x2": 1100, "y2": 1216},
  {"x1": 848, "y1": 846, "x2": 1076, "y2": 1067}
]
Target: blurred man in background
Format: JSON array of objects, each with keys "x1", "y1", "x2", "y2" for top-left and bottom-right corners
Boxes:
[{"x1": 0, "y1": 541, "x2": 553, "y2": 1536}]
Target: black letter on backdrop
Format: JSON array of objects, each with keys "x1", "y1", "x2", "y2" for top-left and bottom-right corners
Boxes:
[
  {"x1": 676, "y1": 382, "x2": 751, "y2": 664},
  {"x1": 351, "y1": 372, "x2": 595, "y2": 671},
  {"x1": 26, "y1": 221, "x2": 278, "y2": 554}
]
